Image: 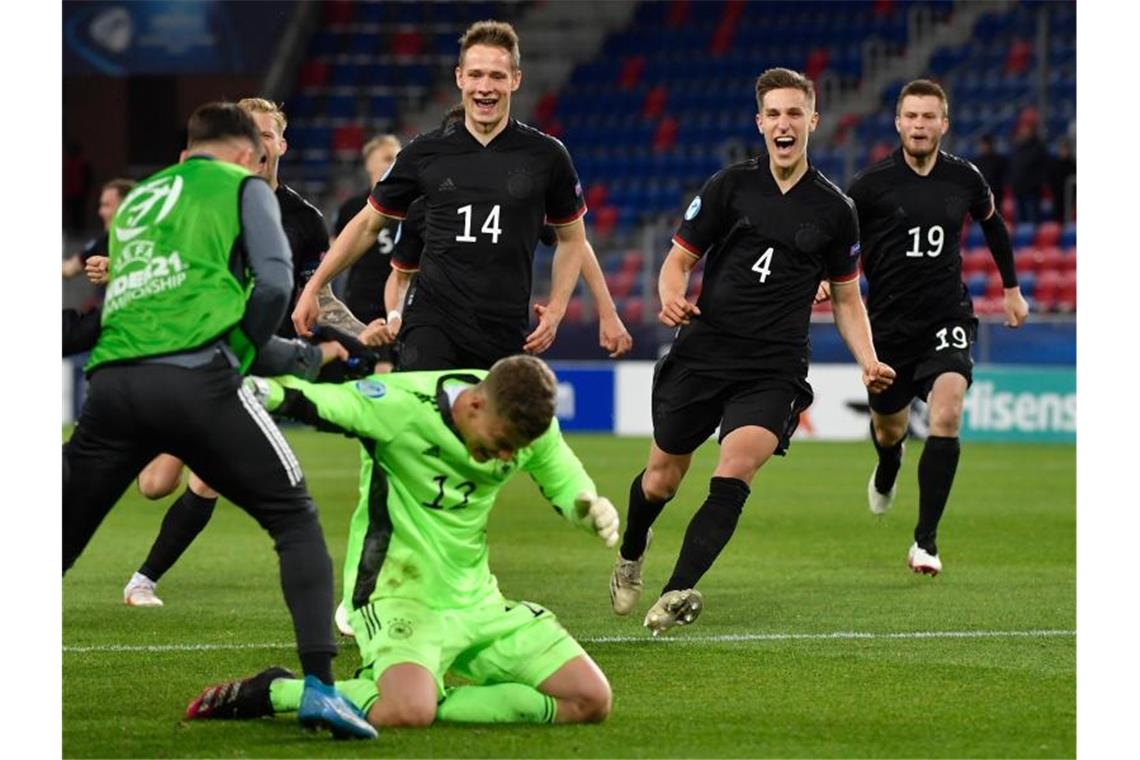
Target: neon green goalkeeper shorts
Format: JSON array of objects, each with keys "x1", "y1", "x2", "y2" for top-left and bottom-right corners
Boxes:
[{"x1": 348, "y1": 595, "x2": 586, "y2": 696}]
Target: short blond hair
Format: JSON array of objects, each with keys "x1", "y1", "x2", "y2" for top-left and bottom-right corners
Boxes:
[
  {"x1": 362, "y1": 134, "x2": 401, "y2": 161},
  {"x1": 482, "y1": 355, "x2": 557, "y2": 444},
  {"x1": 458, "y1": 20, "x2": 520, "y2": 70},
  {"x1": 237, "y1": 97, "x2": 287, "y2": 135}
]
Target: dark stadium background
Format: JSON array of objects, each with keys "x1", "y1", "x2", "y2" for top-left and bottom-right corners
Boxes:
[{"x1": 62, "y1": 0, "x2": 1075, "y2": 404}]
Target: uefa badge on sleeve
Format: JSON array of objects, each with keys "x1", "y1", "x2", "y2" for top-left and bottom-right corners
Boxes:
[
  {"x1": 355, "y1": 379, "x2": 387, "y2": 399},
  {"x1": 685, "y1": 196, "x2": 702, "y2": 221}
]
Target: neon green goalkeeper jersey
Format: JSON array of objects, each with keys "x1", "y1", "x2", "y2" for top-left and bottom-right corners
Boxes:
[{"x1": 263, "y1": 370, "x2": 596, "y2": 610}]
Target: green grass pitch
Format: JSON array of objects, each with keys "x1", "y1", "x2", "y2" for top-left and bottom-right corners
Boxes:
[{"x1": 63, "y1": 431, "x2": 1075, "y2": 758}]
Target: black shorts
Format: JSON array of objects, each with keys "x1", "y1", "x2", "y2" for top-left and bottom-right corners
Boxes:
[
  {"x1": 396, "y1": 323, "x2": 516, "y2": 371},
  {"x1": 870, "y1": 318, "x2": 977, "y2": 415},
  {"x1": 650, "y1": 354, "x2": 813, "y2": 456}
]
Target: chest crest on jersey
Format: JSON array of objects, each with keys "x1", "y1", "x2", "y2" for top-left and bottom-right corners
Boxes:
[
  {"x1": 794, "y1": 223, "x2": 828, "y2": 254},
  {"x1": 506, "y1": 168, "x2": 535, "y2": 199}
]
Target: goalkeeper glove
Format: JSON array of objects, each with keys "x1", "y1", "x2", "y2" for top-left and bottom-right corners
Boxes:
[{"x1": 573, "y1": 492, "x2": 620, "y2": 548}]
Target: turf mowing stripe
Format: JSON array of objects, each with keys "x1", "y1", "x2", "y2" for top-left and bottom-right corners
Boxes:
[{"x1": 63, "y1": 629, "x2": 1075, "y2": 653}]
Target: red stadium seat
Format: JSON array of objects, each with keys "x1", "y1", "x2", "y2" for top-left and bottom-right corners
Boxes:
[
  {"x1": 642, "y1": 85, "x2": 668, "y2": 119},
  {"x1": 323, "y1": 0, "x2": 353, "y2": 25},
  {"x1": 621, "y1": 297, "x2": 645, "y2": 325},
  {"x1": 619, "y1": 56, "x2": 645, "y2": 90},
  {"x1": 1034, "y1": 246, "x2": 1063, "y2": 274},
  {"x1": 986, "y1": 271, "x2": 1005, "y2": 299},
  {"x1": 564, "y1": 297, "x2": 584, "y2": 324},
  {"x1": 332, "y1": 124, "x2": 364, "y2": 157},
  {"x1": 298, "y1": 61, "x2": 329, "y2": 88},
  {"x1": 962, "y1": 248, "x2": 991, "y2": 275},
  {"x1": 391, "y1": 30, "x2": 424, "y2": 57},
  {"x1": 1055, "y1": 271, "x2": 1076, "y2": 312},
  {"x1": 666, "y1": 0, "x2": 691, "y2": 27},
  {"x1": 1034, "y1": 270, "x2": 1060, "y2": 311},
  {"x1": 591, "y1": 205, "x2": 618, "y2": 238},
  {"x1": 1034, "y1": 221, "x2": 1062, "y2": 248},
  {"x1": 621, "y1": 251, "x2": 643, "y2": 274},
  {"x1": 1014, "y1": 248, "x2": 1036, "y2": 277},
  {"x1": 1059, "y1": 247, "x2": 1076, "y2": 273},
  {"x1": 653, "y1": 115, "x2": 678, "y2": 153},
  {"x1": 585, "y1": 182, "x2": 608, "y2": 210}
]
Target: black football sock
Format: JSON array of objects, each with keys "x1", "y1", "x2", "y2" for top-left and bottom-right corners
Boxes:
[
  {"x1": 871, "y1": 420, "x2": 905, "y2": 494},
  {"x1": 138, "y1": 487, "x2": 218, "y2": 582},
  {"x1": 619, "y1": 470, "x2": 671, "y2": 561},
  {"x1": 663, "y1": 477, "x2": 750, "y2": 594},
  {"x1": 299, "y1": 652, "x2": 334, "y2": 686},
  {"x1": 914, "y1": 436, "x2": 961, "y2": 556}
]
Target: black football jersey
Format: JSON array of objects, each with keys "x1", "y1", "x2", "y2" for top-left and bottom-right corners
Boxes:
[
  {"x1": 338, "y1": 189, "x2": 396, "y2": 324},
  {"x1": 276, "y1": 183, "x2": 329, "y2": 338},
  {"x1": 369, "y1": 118, "x2": 585, "y2": 345},
  {"x1": 671, "y1": 159, "x2": 860, "y2": 376},
  {"x1": 847, "y1": 148, "x2": 992, "y2": 350}
]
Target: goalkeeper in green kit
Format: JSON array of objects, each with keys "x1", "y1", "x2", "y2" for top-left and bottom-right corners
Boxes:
[{"x1": 186, "y1": 355, "x2": 618, "y2": 728}]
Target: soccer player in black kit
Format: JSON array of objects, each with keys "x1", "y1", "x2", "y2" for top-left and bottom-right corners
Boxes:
[
  {"x1": 609, "y1": 68, "x2": 895, "y2": 636},
  {"x1": 292, "y1": 21, "x2": 594, "y2": 366},
  {"x1": 846, "y1": 80, "x2": 1028, "y2": 576},
  {"x1": 119, "y1": 97, "x2": 352, "y2": 607}
]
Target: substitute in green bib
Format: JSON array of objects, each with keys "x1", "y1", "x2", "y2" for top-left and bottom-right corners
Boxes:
[
  {"x1": 186, "y1": 355, "x2": 620, "y2": 728},
  {"x1": 63, "y1": 101, "x2": 376, "y2": 740}
]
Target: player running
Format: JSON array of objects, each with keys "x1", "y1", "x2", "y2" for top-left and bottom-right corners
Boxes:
[
  {"x1": 609, "y1": 68, "x2": 894, "y2": 635},
  {"x1": 846, "y1": 79, "x2": 1028, "y2": 575}
]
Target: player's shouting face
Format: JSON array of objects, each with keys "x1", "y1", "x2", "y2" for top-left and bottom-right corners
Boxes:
[
  {"x1": 456, "y1": 43, "x2": 521, "y2": 131},
  {"x1": 755, "y1": 87, "x2": 819, "y2": 174},
  {"x1": 250, "y1": 111, "x2": 287, "y2": 184},
  {"x1": 896, "y1": 94, "x2": 948, "y2": 160}
]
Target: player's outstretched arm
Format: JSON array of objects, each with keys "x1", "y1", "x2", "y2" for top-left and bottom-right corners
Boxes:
[
  {"x1": 316, "y1": 284, "x2": 369, "y2": 338},
  {"x1": 293, "y1": 205, "x2": 393, "y2": 337},
  {"x1": 657, "y1": 244, "x2": 701, "y2": 327},
  {"x1": 526, "y1": 219, "x2": 588, "y2": 354},
  {"x1": 578, "y1": 239, "x2": 633, "y2": 357},
  {"x1": 830, "y1": 278, "x2": 895, "y2": 394},
  {"x1": 244, "y1": 374, "x2": 393, "y2": 442}
]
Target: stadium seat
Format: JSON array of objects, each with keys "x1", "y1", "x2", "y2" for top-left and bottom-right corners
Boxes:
[
  {"x1": 1061, "y1": 222, "x2": 1076, "y2": 248},
  {"x1": 621, "y1": 297, "x2": 645, "y2": 325},
  {"x1": 1034, "y1": 220, "x2": 1062, "y2": 247},
  {"x1": 1012, "y1": 222, "x2": 1036, "y2": 248},
  {"x1": 564, "y1": 297, "x2": 585, "y2": 324}
]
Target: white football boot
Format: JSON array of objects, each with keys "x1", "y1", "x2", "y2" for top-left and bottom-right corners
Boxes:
[
  {"x1": 643, "y1": 588, "x2": 704, "y2": 636},
  {"x1": 907, "y1": 543, "x2": 942, "y2": 576},
  {"x1": 123, "y1": 573, "x2": 164, "y2": 607},
  {"x1": 867, "y1": 467, "x2": 897, "y2": 516},
  {"x1": 610, "y1": 529, "x2": 652, "y2": 615}
]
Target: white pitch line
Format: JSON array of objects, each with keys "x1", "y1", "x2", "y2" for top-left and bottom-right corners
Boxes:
[{"x1": 62, "y1": 629, "x2": 1074, "y2": 654}]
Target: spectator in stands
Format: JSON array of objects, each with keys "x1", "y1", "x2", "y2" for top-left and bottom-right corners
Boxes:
[
  {"x1": 973, "y1": 134, "x2": 1009, "y2": 212},
  {"x1": 1010, "y1": 121, "x2": 1048, "y2": 223},
  {"x1": 62, "y1": 178, "x2": 135, "y2": 282},
  {"x1": 1049, "y1": 139, "x2": 1076, "y2": 223}
]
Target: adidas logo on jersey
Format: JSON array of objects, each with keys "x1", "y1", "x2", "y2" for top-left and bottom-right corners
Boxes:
[{"x1": 438, "y1": 177, "x2": 456, "y2": 192}]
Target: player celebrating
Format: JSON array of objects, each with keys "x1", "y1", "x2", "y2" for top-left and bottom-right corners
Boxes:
[
  {"x1": 847, "y1": 79, "x2": 1028, "y2": 575},
  {"x1": 185, "y1": 356, "x2": 618, "y2": 728},
  {"x1": 291, "y1": 21, "x2": 593, "y2": 366},
  {"x1": 119, "y1": 97, "x2": 359, "y2": 608},
  {"x1": 63, "y1": 102, "x2": 375, "y2": 739},
  {"x1": 609, "y1": 68, "x2": 894, "y2": 635}
]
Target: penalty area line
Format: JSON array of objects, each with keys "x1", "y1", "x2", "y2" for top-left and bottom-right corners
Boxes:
[{"x1": 62, "y1": 629, "x2": 1075, "y2": 654}]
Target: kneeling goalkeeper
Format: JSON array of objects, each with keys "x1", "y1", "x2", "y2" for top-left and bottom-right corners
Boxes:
[{"x1": 186, "y1": 355, "x2": 619, "y2": 728}]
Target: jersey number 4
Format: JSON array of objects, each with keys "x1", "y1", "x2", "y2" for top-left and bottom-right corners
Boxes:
[
  {"x1": 751, "y1": 247, "x2": 774, "y2": 283},
  {"x1": 906, "y1": 225, "x2": 944, "y2": 257},
  {"x1": 456, "y1": 204, "x2": 502, "y2": 244}
]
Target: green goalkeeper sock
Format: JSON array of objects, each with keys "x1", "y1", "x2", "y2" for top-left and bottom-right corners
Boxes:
[
  {"x1": 436, "y1": 683, "x2": 557, "y2": 724},
  {"x1": 268, "y1": 677, "x2": 379, "y2": 715}
]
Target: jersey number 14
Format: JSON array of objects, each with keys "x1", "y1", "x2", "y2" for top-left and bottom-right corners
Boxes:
[{"x1": 456, "y1": 204, "x2": 502, "y2": 244}]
